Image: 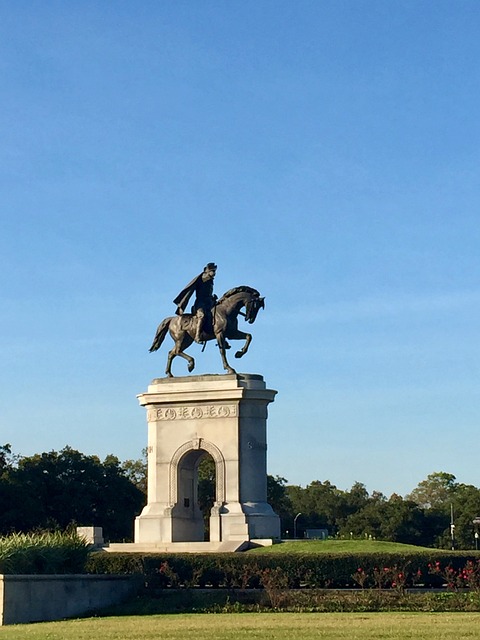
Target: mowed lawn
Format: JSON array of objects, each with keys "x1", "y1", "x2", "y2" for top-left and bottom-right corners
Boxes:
[
  {"x1": 1, "y1": 613, "x2": 479, "y2": 640},
  {"x1": 248, "y1": 539, "x2": 432, "y2": 554}
]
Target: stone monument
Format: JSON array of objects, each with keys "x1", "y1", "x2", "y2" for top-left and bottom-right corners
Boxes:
[
  {"x1": 134, "y1": 373, "x2": 280, "y2": 546},
  {"x1": 109, "y1": 264, "x2": 280, "y2": 551}
]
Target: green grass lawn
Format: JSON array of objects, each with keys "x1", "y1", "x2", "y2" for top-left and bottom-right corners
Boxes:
[
  {"x1": 1, "y1": 613, "x2": 479, "y2": 640},
  {"x1": 249, "y1": 539, "x2": 433, "y2": 554}
]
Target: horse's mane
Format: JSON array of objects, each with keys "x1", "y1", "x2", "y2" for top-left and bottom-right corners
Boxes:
[{"x1": 217, "y1": 286, "x2": 260, "y2": 305}]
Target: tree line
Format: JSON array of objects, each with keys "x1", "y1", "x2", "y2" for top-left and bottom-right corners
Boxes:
[
  {"x1": 0, "y1": 444, "x2": 144, "y2": 541},
  {"x1": 271, "y1": 471, "x2": 480, "y2": 549},
  {"x1": 1, "y1": 444, "x2": 479, "y2": 548}
]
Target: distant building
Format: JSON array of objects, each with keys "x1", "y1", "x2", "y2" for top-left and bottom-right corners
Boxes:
[{"x1": 305, "y1": 528, "x2": 328, "y2": 540}]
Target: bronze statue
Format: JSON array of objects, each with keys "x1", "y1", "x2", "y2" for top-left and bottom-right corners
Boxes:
[{"x1": 150, "y1": 267, "x2": 265, "y2": 376}]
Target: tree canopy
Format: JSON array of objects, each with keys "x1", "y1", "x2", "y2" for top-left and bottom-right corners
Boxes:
[
  {"x1": 0, "y1": 445, "x2": 145, "y2": 541},
  {"x1": 2, "y1": 443, "x2": 479, "y2": 549}
]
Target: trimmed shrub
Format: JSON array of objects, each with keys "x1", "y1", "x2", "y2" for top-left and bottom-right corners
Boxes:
[{"x1": 86, "y1": 550, "x2": 480, "y2": 590}]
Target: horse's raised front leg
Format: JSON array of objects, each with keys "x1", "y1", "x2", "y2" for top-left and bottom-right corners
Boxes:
[
  {"x1": 215, "y1": 332, "x2": 236, "y2": 374},
  {"x1": 228, "y1": 330, "x2": 252, "y2": 359},
  {"x1": 166, "y1": 343, "x2": 195, "y2": 377}
]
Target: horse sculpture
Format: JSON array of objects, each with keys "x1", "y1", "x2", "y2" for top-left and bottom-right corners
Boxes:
[{"x1": 149, "y1": 286, "x2": 265, "y2": 377}]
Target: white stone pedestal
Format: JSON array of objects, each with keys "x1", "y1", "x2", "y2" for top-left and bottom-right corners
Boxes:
[{"x1": 134, "y1": 373, "x2": 280, "y2": 544}]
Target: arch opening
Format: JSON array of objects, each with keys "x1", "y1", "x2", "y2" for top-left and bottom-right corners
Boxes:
[
  {"x1": 197, "y1": 453, "x2": 216, "y2": 540},
  {"x1": 171, "y1": 444, "x2": 223, "y2": 542}
]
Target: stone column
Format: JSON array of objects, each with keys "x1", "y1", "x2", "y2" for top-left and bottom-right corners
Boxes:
[{"x1": 135, "y1": 373, "x2": 280, "y2": 543}]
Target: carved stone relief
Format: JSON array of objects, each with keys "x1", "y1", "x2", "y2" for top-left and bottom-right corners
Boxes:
[{"x1": 147, "y1": 404, "x2": 237, "y2": 422}]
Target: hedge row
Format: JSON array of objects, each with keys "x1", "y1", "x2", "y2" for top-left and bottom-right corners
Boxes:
[{"x1": 86, "y1": 550, "x2": 480, "y2": 589}]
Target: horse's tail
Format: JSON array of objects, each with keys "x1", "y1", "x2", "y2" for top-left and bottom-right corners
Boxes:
[{"x1": 149, "y1": 317, "x2": 173, "y2": 353}]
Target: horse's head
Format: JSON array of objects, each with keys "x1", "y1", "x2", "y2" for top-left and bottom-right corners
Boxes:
[
  {"x1": 217, "y1": 286, "x2": 265, "y2": 324},
  {"x1": 245, "y1": 294, "x2": 265, "y2": 324}
]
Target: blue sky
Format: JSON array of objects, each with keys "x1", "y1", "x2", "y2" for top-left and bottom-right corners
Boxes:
[{"x1": 1, "y1": 1, "x2": 479, "y2": 497}]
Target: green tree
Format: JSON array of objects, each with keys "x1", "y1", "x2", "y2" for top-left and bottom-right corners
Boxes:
[
  {"x1": 344, "y1": 482, "x2": 370, "y2": 512},
  {"x1": 0, "y1": 443, "x2": 21, "y2": 534},
  {"x1": 406, "y1": 472, "x2": 459, "y2": 548},
  {"x1": 340, "y1": 490, "x2": 386, "y2": 540},
  {"x1": 267, "y1": 475, "x2": 293, "y2": 533},
  {"x1": 339, "y1": 492, "x2": 430, "y2": 545},
  {"x1": 121, "y1": 449, "x2": 147, "y2": 495},
  {"x1": 378, "y1": 494, "x2": 430, "y2": 545},
  {"x1": 286, "y1": 480, "x2": 347, "y2": 536},
  {"x1": 449, "y1": 483, "x2": 480, "y2": 549},
  {"x1": 0, "y1": 444, "x2": 16, "y2": 473},
  {"x1": 5, "y1": 447, "x2": 145, "y2": 541},
  {"x1": 406, "y1": 472, "x2": 458, "y2": 509}
]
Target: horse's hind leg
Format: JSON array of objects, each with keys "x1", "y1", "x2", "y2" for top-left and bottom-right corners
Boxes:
[{"x1": 165, "y1": 349, "x2": 176, "y2": 377}]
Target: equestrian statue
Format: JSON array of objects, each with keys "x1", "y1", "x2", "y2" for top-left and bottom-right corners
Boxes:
[{"x1": 149, "y1": 263, "x2": 265, "y2": 377}]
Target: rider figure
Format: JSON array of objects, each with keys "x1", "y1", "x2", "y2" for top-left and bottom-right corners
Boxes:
[{"x1": 173, "y1": 263, "x2": 218, "y2": 344}]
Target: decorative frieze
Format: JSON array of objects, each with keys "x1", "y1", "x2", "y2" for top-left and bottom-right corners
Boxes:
[{"x1": 147, "y1": 404, "x2": 237, "y2": 422}]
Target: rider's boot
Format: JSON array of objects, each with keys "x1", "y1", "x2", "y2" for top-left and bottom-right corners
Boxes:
[{"x1": 195, "y1": 319, "x2": 203, "y2": 344}]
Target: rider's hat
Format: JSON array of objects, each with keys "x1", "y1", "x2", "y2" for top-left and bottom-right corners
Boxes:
[{"x1": 204, "y1": 262, "x2": 217, "y2": 271}]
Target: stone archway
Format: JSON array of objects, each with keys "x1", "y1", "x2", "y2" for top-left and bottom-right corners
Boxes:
[
  {"x1": 169, "y1": 439, "x2": 225, "y2": 542},
  {"x1": 169, "y1": 438, "x2": 225, "y2": 505}
]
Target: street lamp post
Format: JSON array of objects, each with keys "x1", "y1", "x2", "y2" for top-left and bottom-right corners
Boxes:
[
  {"x1": 473, "y1": 517, "x2": 480, "y2": 550},
  {"x1": 293, "y1": 513, "x2": 302, "y2": 540},
  {"x1": 450, "y1": 504, "x2": 455, "y2": 551}
]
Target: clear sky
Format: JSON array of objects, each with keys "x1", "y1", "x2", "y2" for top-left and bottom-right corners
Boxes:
[{"x1": 1, "y1": 1, "x2": 479, "y2": 497}]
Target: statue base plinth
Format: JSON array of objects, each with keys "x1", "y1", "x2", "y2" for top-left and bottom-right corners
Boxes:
[{"x1": 134, "y1": 373, "x2": 280, "y2": 545}]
